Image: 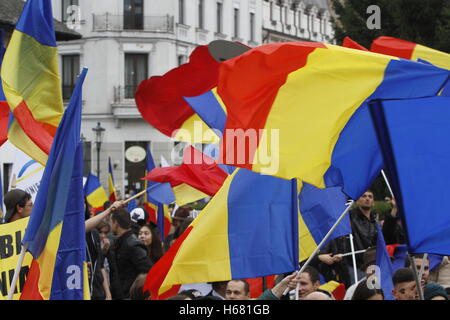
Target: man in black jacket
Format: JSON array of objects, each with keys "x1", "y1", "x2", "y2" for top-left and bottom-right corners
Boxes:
[{"x1": 110, "y1": 208, "x2": 152, "y2": 299}]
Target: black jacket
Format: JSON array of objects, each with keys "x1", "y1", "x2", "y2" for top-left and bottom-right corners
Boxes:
[
  {"x1": 86, "y1": 229, "x2": 106, "y2": 300},
  {"x1": 110, "y1": 230, "x2": 152, "y2": 299},
  {"x1": 348, "y1": 208, "x2": 378, "y2": 268},
  {"x1": 382, "y1": 211, "x2": 406, "y2": 245}
]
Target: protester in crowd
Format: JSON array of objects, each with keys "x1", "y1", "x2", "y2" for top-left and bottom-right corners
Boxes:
[
  {"x1": 85, "y1": 200, "x2": 125, "y2": 232},
  {"x1": 404, "y1": 253, "x2": 430, "y2": 287},
  {"x1": 429, "y1": 256, "x2": 450, "y2": 288},
  {"x1": 344, "y1": 247, "x2": 377, "y2": 300},
  {"x1": 164, "y1": 206, "x2": 192, "y2": 251},
  {"x1": 297, "y1": 266, "x2": 321, "y2": 300},
  {"x1": 351, "y1": 278, "x2": 384, "y2": 300},
  {"x1": 392, "y1": 268, "x2": 418, "y2": 300},
  {"x1": 303, "y1": 291, "x2": 333, "y2": 300},
  {"x1": 225, "y1": 280, "x2": 251, "y2": 300},
  {"x1": 129, "y1": 207, "x2": 148, "y2": 236},
  {"x1": 178, "y1": 289, "x2": 203, "y2": 299},
  {"x1": 257, "y1": 272, "x2": 299, "y2": 300},
  {"x1": 315, "y1": 241, "x2": 351, "y2": 289},
  {"x1": 138, "y1": 223, "x2": 164, "y2": 264},
  {"x1": 3, "y1": 189, "x2": 32, "y2": 224},
  {"x1": 129, "y1": 273, "x2": 150, "y2": 300},
  {"x1": 382, "y1": 197, "x2": 406, "y2": 245},
  {"x1": 206, "y1": 281, "x2": 228, "y2": 299},
  {"x1": 347, "y1": 190, "x2": 379, "y2": 280},
  {"x1": 85, "y1": 199, "x2": 112, "y2": 300},
  {"x1": 110, "y1": 208, "x2": 152, "y2": 299},
  {"x1": 424, "y1": 282, "x2": 449, "y2": 300}
]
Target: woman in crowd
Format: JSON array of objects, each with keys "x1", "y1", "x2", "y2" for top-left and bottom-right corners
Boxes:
[{"x1": 138, "y1": 223, "x2": 164, "y2": 264}]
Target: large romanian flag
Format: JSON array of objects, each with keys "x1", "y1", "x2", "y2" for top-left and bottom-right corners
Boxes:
[
  {"x1": 1, "y1": 0, "x2": 64, "y2": 165},
  {"x1": 371, "y1": 36, "x2": 450, "y2": 70},
  {"x1": 144, "y1": 168, "x2": 299, "y2": 300},
  {"x1": 216, "y1": 42, "x2": 449, "y2": 199},
  {"x1": 20, "y1": 69, "x2": 89, "y2": 300}
]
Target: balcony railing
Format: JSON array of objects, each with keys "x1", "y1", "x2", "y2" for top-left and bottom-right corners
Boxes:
[{"x1": 93, "y1": 14, "x2": 174, "y2": 33}]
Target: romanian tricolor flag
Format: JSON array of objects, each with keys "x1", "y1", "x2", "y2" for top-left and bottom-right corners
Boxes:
[
  {"x1": 1, "y1": 0, "x2": 64, "y2": 165},
  {"x1": 319, "y1": 281, "x2": 346, "y2": 300},
  {"x1": 135, "y1": 45, "x2": 221, "y2": 144},
  {"x1": 216, "y1": 42, "x2": 449, "y2": 199},
  {"x1": 144, "y1": 146, "x2": 229, "y2": 206},
  {"x1": 297, "y1": 182, "x2": 351, "y2": 262},
  {"x1": 20, "y1": 69, "x2": 89, "y2": 300},
  {"x1": 144, "y1": 168, "x2": 299, "y2": 300},
  {"x1": 108, "y1": 157, "x2": 117, "y2": 202},
  {"x1": 84, "y1": 173, "x2": 108, "y2": 213},
  {"x1": 371, "y1": 36, "x2": 450, "y2": 70}
]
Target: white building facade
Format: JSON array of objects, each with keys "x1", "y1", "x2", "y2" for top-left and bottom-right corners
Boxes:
[{"x1": 1, "y1": 1, "x2": 334, "y2": 198}]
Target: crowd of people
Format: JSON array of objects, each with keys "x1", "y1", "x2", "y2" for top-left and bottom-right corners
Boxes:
[{"x1": 2, "y1": 187, "x2": 450, "y2": 300}]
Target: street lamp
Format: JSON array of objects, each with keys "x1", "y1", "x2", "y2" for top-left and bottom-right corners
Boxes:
[{"x1": 92, "y1": 122, "x2": 105, "y2": 177}]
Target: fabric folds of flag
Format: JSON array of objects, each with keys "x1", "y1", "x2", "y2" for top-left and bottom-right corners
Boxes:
[
  {"x1": 20, "y1": 68, "x2": 88, "y2": 300},
  {"x1": 375, "y1": 225, "x2": 394, "y2": 300},
  {"x1": 84, "y1": 173, "x2": 108, "y2": 213},
  {"x1": 371, "y1": 36, "x2": 450, "y2": 70},
  {"x1": 297, "y1": 182, "x2": 351, "y2": 262},
  {"x1": 143, "y1": 144, "x2": 158, "y2": 224},
  {"x1": 144, "y1": 168, "x2": 299, "y2": 300},
  {"x1": 216, "y1": 42, "x2": 449, "y2": 199},
  {"x1": 108, "y1": 157, "x2": 117, "y2": 202},
  {"x1": 143, "y1": 146, "x2": 229, "y2": 206},
  {"x1": 370, "y1": 96, "x2": 450, "y2": 256},
  {"x1": 1, "y1": 0, "x2": 64, "y2": 165},
  {"x1": 0, "y1": 29, "x2": 8, "y2": 147},
  {"x1": 342, "y1": 36, "x2": 369, "y2": 51},
  {"x1": 135, "y1": 45, "x2": 221, "y2": 143}
]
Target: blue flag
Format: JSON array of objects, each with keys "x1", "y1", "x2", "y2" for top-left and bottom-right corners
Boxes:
[
  {"x1": 370, "y1": 96, "x2": 450, "y2": 255},
  {"x1": 21, "y1": 68, "x2": 88, "y2": 300},
  {"x1": 298, "y1": 183, "x2": 351, "y2": 261},
  {"x1": 375, "y1": 225, "x2": 394, "y2": 300}
]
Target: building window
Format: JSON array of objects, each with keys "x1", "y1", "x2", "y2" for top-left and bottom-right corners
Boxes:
[
  {"x1": 249, "y1": 12, "x2": 255, "y2": 42},
  {"x1": 198, "y1": 0, "x2": 204, "y2": 29},
  {"x1": 62, "y1": 54, "x2": 80, "y2": 100},
  {"x1": 177, "y1": 55, "x2": 187, "y2": 66},
  {"x1": 179, "y1": 0, "x2": 185, "y2": 24},
  {"x1": 62, "y1": 0, "x2": 79, "y2": 22},
  {"x1": 233, "y1": 8, "x2": 240, "y2": 38},
  {"x1": 216, "y1": 2, "x2": 223, "y2": 33},
  {"x1": 125, "y1": 54, "x2": 148, "y2": 99},
  {"x1": 124, "y1": 0, "x2": 143, "y2": 30}
]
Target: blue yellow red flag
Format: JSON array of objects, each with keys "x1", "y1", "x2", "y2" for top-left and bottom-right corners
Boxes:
[
  {"x1": 215, "y1": 42, "x2": 449, "y2": 199},
  {"x1": 20, "y1": 68, "x2": 88, "y2": 300},
  {"x1": 370, "y1": 96, "x2": 450, "y2": 255},
  {"x1": 144, "y1": 168, "x2": 299, "y2": 300},
  {"x1": 84, "y1": 173, "x2": 108, "y2": 212},
  {"x1": 1, "y1": 0, "x2": 64, "y2": 165}
]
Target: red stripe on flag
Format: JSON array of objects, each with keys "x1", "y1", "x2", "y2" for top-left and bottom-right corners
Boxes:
[
  {"x1": 13, "y1": 100, "x2": 56, "y2": 155},
  {"x1": 0, "y1": 101, "x2": 9, "y2": 146},
  {"x1": 109, "y1": 193, "x2": 117, "y2": 202},
  {"x1": 218, "y1": 42, "x2": 325, "y2": 167},
  {"x1": 144, "y1": 225, "x2": 194, "y2": 300},
  {"x1": 20, "y1": 259, "x2": 44, "y2": 300},
  {"x1": 144, "y1": 202, "x2": 157, "y2": 224}
]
